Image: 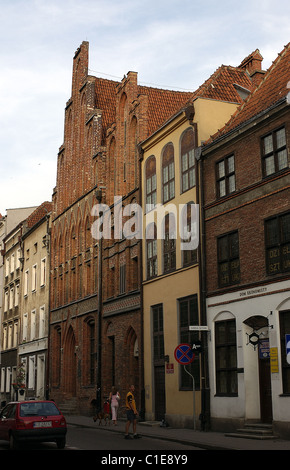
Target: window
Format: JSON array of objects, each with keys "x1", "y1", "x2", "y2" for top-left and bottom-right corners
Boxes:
[
  {"x1": 40, "y1": 258, "x2": 46, "y2": 286},
  {"x1": 146, "y1": 223, "x2": 157, "y2": 279},
  {"x1": 215, "y1": 319, "x2": 237, "y2": 395},
  {"x1": 279, "y1": 310, "x2": 290, "y2": 394},
  {"x1": 32, "y1": 264, "x2": 37, "y2": 292},
  {"x1": 23, "y1": 313, "x2": 28, "y2": 341},
  {"x1": 31, "y1": 310, "x2": 36, "y2": 340},
  {"x1": 163, "y1": 213, "x2": 176, "y2": 273},
  {"x1": 152, "y1": 305, "x2": 164, "y2": 362},
  {"x1": 216, "y1": 154, "x2": 235, "y2": 198},
  {"x1": 181, "y1": 203, "x2": 198, "y2": 267},
  {"x1": 39, "y1": 306, "x2": 45, "y2": 338},
  {"x1": 10, "y1": 253, "x2": 15, "y2": 274},
  {"x1": 262, "y1": 126, "x2": 288, "y2": 177},
  {"x1": 5, "y1": 257, "x2": 9, "y2": 278},
  {"x1": 145, "y1": 156, "x2": 157, "y2": 210},
  {"x1": 24, "y1": 270, "x2": 29, "y2": 296},
  {"x1": 28, "y1": 356, "x2": 35, "y2": 389},
  {"x1": 4, "y1": 290, "x2": 8, "y2": 312},
  {"x1": 162, "y1": 143, "x2": 175, "y2": 203},
  {"x1": 217, "y1": 231, "x2": 240, "y2": 287},
  {"x1": 15, "y1": 284, "x2": 19, "y2": 307},
  {"x1": 179, "y1": 296, "x2": 200, "y2": 390},
  {"x1": 181, "y1": 128, "x2": 195, "y2": 192},
  {"x1": 13, "y1": 322, "x2": 18, "y2": 348},
  {"x1": 265, "y1": 212, "x2": 290, "y2": 275},
  {"x1": 119, "y1": 264, "x2": 126, "y2": 294}
]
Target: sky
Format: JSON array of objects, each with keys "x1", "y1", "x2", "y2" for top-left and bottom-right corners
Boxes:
[{"x1": 0, "y1": 0, "x2": 290, "y2": 216}]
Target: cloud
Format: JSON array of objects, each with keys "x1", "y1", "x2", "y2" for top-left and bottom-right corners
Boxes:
[{"x1": 1, "y1": 0, "x2": 290, "y2": 215}]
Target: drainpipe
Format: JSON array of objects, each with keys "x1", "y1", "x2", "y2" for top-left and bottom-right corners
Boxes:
[
  {"x1": 196, "y1": 147, "x2": 211, "y2": 431},
  {"x1": 95, "y1": 188, "x2": 103, "y2": 411}
]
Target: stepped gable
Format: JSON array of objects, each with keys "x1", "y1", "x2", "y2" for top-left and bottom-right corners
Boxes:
[
  {"x1": 26, "y1": 201, "x2": 52, "y2": 229},
  {"x1": 206, "y1": 42, "x2": 290, "y2": 143}
]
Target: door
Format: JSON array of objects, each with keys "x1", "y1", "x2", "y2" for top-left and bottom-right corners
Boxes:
[
  {"x1": 154, "y1": 365, "x2": 166, "y2": 421},
  {"x1": 259, "y1": 341, "x2": 273, "y2": 423}
]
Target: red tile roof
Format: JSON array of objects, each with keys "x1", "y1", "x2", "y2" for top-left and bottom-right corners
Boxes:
[
  {"x1": 190, "y1": 65, "x2": 254, "y2": 104},
  {"x1": 205, "y1": 42, "x2": 290, "y2": 143},
  {"x1": 138, "y1": 85, "x2": 192, "y2": 136},
  {"x1": 26, "y1": 201, "x2": 52, "y2": 229}
]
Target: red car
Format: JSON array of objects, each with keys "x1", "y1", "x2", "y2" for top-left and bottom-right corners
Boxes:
[{"x1": 0, "y1": 400, "x2": 67, "y2": 449}]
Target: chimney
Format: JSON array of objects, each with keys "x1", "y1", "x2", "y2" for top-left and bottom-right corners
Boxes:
[{"x1": 239, "y1": 49, "x2": 266, "y2": 86}]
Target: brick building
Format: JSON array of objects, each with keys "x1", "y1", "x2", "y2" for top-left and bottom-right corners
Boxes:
[
  {"x1": 201, "y1": 43, "x2": 290, "y2": 436},
  {"x1": 49, "y1": 41, "x2": 192, "y2": 414}
]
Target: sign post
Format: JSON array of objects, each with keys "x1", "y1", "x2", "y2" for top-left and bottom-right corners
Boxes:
[{"x1": 174, "y1": 344, "x2": 196, "y2": 430}]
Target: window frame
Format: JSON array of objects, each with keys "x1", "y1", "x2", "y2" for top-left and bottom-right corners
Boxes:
[
  {"x1": 163, "y1": 213, "x2": 176, "y2": 274},
  {"x1": 162, "y1": 143, "x2": 175, "y2": 204},
  {"x1": 216, "y1": 154, "x2": 236, "y2": 199},
  {"x1": 215, "y1": 319, "x2": 238, "y2": 396},
  {"x1": 261, "y1": 125, "x2": 288, "y2": 177},
  {"x1": 217, "y1": 231, "x2": 240, "y2": 288},
  {"x1": 180, "y1": 127, "x2": 196, "y2": 193},
  {"x1": 265, "y1": 211, "x2": 290, "y2": 276},
  {"x1": 145, "y1": 155, "x2": 157, "y2": 211}
]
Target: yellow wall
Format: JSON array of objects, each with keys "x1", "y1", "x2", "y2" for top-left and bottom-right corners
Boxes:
[
  {"x1": 141, "y1": 114, "x2": 201, "y2": 425},
  {"x1": 141, "y1": 98, "x2": 240, "y2": 426}
]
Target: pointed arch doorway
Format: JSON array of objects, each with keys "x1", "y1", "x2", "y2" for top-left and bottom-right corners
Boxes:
[{"x1": 63, "y1": 326, "x2": 77, "y2": 396}]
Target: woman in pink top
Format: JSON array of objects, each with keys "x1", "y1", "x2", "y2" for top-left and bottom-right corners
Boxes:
[{"x1": 109, "y1": 386, "x2": 120, "y2": 425}]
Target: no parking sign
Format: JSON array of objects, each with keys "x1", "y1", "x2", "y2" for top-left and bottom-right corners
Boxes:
[{"x1": 174, "y1": 343, "x2": 195, "y2": 365}]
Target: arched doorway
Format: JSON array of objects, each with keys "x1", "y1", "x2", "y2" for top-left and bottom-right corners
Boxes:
[
  {"x1": 63, "y1": 326, "x2": 77, "y2": 396},
  {"x1": 244, "y1": 315, "x2": 273, "y2": 423}
]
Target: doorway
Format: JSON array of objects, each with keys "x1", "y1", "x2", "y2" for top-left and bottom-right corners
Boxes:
[
  {"x1": 154, "y1": 365, "x2": 166, "y2": 421},
  {"x1": 258, "y1": 341, "x2": 273, "y2": 423}
]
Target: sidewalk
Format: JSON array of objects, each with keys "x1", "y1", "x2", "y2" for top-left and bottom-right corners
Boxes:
[{"x1": 66, "y1": 415, "x2": 290, "y2": 450}]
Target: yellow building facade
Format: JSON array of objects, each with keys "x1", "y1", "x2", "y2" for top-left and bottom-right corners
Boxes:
[{"x1": 140, "y1": 97, "x2": 245, "y2": 428}]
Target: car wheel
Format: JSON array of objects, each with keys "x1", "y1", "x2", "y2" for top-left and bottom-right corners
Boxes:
[
  {"x1": 9, "y1": 434, "x2": 19, "y2": 450},
  {"x1": 56, "y1": 437, "x2": 66, "y2": 449}
]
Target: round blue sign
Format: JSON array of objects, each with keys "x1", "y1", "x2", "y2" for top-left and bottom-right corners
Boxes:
[{"x1": 174, "y1": 343, "x2": 195, "y2": 365}]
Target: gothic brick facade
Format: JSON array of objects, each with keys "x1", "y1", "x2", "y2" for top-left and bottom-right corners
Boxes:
[{"x1": 49, "y1": 41, "x2": 192, "y2": 414}]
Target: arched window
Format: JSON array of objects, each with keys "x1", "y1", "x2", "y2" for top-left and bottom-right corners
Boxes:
[
  {"x1": 162, "y1": 143, "x2": 175, "y2": 203},
  {"x1": 163, "y1": 213, "x2": 176, "y2": 273},
  {"x1": 146, "y1": 223, "x2": 157, "y2": 279},
  {"x1": 181, "y1": 202, "x2": 198, "y2": 267},
  {"x1": 145, "y1": 156, "x2": 157, "y2": 210},
  {"x1": 181, "y1": 128, "x2": 195, "y2": 193}
]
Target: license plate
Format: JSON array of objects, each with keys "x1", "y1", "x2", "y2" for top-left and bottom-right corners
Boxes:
[{"x1": 33, "y1": 421, "x2": 52, "y2": 428}]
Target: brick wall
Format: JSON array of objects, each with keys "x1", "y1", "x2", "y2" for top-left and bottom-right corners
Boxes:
[{"x1": 203, "y1": 111, "x2": 290, "y2": 295}]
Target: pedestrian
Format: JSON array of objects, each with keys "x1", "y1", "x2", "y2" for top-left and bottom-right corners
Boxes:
[
  {"x1": 124, "y1": 384, "x2": 141, "y2": 439},
  {"x1": 109, "y1": 386, "x2": 120, "y2": 425}
]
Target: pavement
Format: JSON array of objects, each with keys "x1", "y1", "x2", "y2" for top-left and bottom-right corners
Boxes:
[{"x1": 66, "y1": 415, "x2": 290, "y2": 451}]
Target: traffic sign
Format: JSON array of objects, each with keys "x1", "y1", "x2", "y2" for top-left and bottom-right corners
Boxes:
[{"x1": 174, "y1": 343, "x2": 195, "y2": 365}]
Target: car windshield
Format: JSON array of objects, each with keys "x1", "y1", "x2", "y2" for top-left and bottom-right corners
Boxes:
[{"x1": 20, "y1": 402, "x2": 61, "y2": 417}]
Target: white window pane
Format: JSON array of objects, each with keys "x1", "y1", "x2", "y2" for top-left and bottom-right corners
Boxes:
[
  {"x1": 265, "y1": 155, "x2": 275, "y2": 175},
  {"x1": 264, "y1": 135, "x2": 273, "y2": 154},
  {"x1": 218, "y1": 161, "x2": 225, "y2": 178},
  {"x1": 278, "y1": 149, "x2": 288, "y2": 170},
  {"x1": 276, "y1": 128, "x2": 286, "y2": 148}
]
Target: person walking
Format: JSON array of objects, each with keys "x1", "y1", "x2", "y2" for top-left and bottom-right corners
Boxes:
[
  {"x1": 109, "y1": 386, "x2": 120, "y2": 425},
  {"x1": 124, "y1": 384, "x2": 141, "y2": 439}
]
